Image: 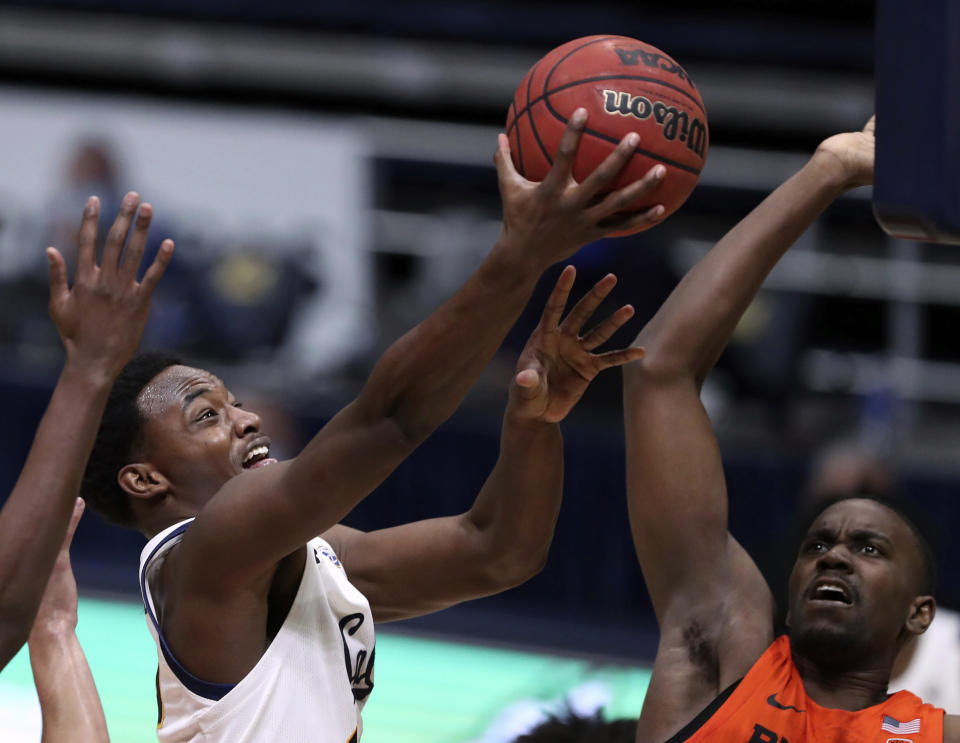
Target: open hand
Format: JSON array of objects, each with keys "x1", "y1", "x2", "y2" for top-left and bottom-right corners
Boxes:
[
  {"x1": 509, "y1": 266, "x2": 645, "y2": 423},
  {"x1": 815, "y1": 116, "x2": 875, "y2": 190},
  {"x1": 47, "y1": 192, "x2": 174, "y2": 380},
  {"x1": 495, "y1": 108, "x2": 667, "y2": 267}
]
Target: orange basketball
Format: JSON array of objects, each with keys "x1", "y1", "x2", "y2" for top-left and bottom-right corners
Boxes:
[{"x1": 506, "y1": 35, "x2": 708, "y2": 232}]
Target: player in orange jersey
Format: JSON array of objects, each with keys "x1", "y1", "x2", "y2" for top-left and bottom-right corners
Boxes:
[{"x1": 624, "y1": 117, "x2": 960, "y2": 742}]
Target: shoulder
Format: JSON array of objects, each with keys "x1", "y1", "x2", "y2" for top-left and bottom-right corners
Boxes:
[
  {"x1": 140, "y1": 519, "x2": 194, "y2": 570},
  {"x1": 319, "y1": 524, "x2": 365, "y2": 567}
]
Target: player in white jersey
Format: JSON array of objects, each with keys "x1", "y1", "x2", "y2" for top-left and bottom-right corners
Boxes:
[{"x1": 80, "y1": 114, "x2": 669, "y2": 742}]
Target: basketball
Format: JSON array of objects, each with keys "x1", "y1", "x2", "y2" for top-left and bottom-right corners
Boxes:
[{"x1": 506, "y1": 35, "x2": 709, "y2": 230}]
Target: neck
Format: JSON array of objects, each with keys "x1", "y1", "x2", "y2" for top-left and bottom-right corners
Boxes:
[
  {"x1": 134, "y1": 501, "x2": 198, "y2": 540},
  {"x1": 792, "y1": 646, "x2": 893, "y2": 710}
]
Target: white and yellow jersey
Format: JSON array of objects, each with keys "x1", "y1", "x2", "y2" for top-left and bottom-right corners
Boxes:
[{"x1": 139, "y1": 519, "x2": 375, "y2": 743}]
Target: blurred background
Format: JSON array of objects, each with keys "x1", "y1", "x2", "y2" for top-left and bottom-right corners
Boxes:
[{"x1": 2, "y1": 0, "x2": 960, "y2": 740}]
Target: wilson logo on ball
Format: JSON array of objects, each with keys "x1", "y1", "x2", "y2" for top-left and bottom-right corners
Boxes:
[
  {"x1": 613, "y1": 47, "x2": 697, "y2": 89},
  {"x1": 602, "y1": 90, "x2": 707, "y2": 158}
]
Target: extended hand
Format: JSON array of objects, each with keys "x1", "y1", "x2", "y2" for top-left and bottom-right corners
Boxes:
[
  {"x1": 509, "y1": 266, "x2": 644, "y2": 423},
  {"x1": 814, "y1": 116, "x2": 875, "y2": 189},
  {"x1": 47, "y1": 192, "x2": 174, "y2": 380},
  {"x1": 29, "y1": 498, "x2": 85, "y2": 638},
  {"x1": 494, "y1": 108, "x2": 667, "y2": 267}
]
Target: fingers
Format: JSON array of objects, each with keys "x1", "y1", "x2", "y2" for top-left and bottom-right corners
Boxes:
[
  {"x1": 595, "y1": 345, "x2": 645, "y2": 370},
  {"x1": 102, "y1": 191, "x2": 140, "y2": 275},
  {"x1": 581, "y1": 304, "x2": 635, "y2": 351},
  {"x1": 140, "y1": 238, "x2": 175, "y2": 292},
  {"x1": 596, "y1": 202, "x2": 667, "y2": 236},
  {"x1": 863, "y1": 115, "x2": 876, "y2": 136},
  {"x1": 45, "y1": 247, "x2": 68, "y2": 304},
  {"x1": 515, "y1": 368, "x2": 541, "y2": 391},
  {"x1": 75, "y1": 195, "x2": 100, "y2": 278},
  {"x1": 120, "y1": 202, "x2": 153, "y2": 280},
  {"x1": 574, "y1": 131, "x2": 641, "y2": 205},
  {"x1": 588, "y1": 164, "x2": 666, "y2": 223},
  {"x1": 63, "y1": 498, "x2": 85, "y2": 549},
  {"x1": 560, "y1": 273, "x2": 617, "y2": 334},
  {"x1": 539, "y1": 265, "x2": 576, "y2": 328},
  {"x1": 494, "y1": 133, "x2": 522, "y2": 190},
  {"x1": 540, "y1": 108, "x2": 588, "y2": 194}
]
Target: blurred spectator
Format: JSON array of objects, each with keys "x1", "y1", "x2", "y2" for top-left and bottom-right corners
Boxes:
[
  {"x1": 0, "y1": 137, "x2": 182, "y2": 355},
  {"x1": 510, "y1": 709, "x2": 635, "y2": 743},
  {"x1": 189, "y1": 240, "x2": 318, "y2": 363},
  {"x1": 0, "y1": 134, "x2": 326, "y2": 369},
  {"x1": 473, "y1": 681, "x2": 625, "y2": 743}
]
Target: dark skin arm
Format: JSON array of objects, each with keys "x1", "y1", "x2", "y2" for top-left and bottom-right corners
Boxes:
[
  {"x1": 0, "y1": 194, "x2": 172, "y2": 669},
  {"x1": 163, "y1": 116, "x2": 667, "y2": 683},
  {"x1": 325, "y1": 268, "x2": 644, "y2": 622},
  {"x1": 944, "y1": 715, "x2": 960, "y2": 741},
  {"x1": 29, "y1": 499, "x2": 110, "y2": 743},
  {"x1": 623, "y1": 121, "x2": 875, "y2": 742}
]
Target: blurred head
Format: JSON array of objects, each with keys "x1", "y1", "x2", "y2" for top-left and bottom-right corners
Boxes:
[
  {"x1": 82, "y1": 352, "x2": 276, "y2": 535},
  {"x1": 786, "y1": 496, "x2": 936, "y2": 671},
  {"x1": 512, "y1": 711, "x2": 635, "y2": 743},
  {"x1": 66, "y1": 138, "x2": 119, "y2": 188},
  {"x1": 805, "y1": 440, "x2": 892, "y2": 506}
]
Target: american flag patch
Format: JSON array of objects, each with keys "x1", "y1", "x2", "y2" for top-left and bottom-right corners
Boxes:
[{"x1": 881, "y1": 715, "x2": 921, "y2": 734}]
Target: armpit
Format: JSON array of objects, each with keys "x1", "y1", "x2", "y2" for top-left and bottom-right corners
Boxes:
[{"x1": 682, "y1": 619, "x2": 720, "y2": 688}]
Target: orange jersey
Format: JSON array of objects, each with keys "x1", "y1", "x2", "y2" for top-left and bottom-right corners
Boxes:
[{"x1": 676, "y1": 635, "x2": 943, "y2": 743}]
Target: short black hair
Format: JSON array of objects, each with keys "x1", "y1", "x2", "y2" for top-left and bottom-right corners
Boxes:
[
  {"x1": 512, "y1": 710, "x2": 636, "y2": 743},
  {"x1": 81, "y1": 351, "x2": 182, "y2": 526},
  {"x1": 797, "y1": 493, "x2": 938, "y2": 597}
]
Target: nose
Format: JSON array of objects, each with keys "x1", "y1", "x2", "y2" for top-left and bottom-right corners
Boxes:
[
  {"x1": 815, "y1": 544, "x2": 853, "y2": 573},
  {"x1": 233, "y1": 406, "x2": 262, "y2": 437}
]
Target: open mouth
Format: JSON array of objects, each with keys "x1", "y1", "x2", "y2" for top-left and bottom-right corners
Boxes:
[
  {"x1": 242, "y1": 445, "x2": 272, "y2": 469},
  {"x1": 809, "y1": 580, "x2": 853, "y2": 605}
]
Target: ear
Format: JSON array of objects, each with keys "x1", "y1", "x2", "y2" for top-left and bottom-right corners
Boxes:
[
  {"x1": 118, "y1": 463, "x2": 170, "y2": 501},
  {"x1": 905, "y1": 595, "x2": 936, "y2": 636},
  {"x1": 784, "y1": 610, "x2": 792, "y2": 629}
]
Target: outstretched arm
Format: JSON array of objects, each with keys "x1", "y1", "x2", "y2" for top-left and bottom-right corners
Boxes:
[
  {"x1": 0, "y1": 194, "x2": 172, "y2": 669},
  {"x1": 29, "y1": 499, "x2": 110, "y2": 743},
  {"x1": 326, "y1": 268, "x2": 644, "y2": 621},
  {"x1": 182, "y1": 113, "x2": 666, "y2": 585},
  {"x1": 625, "y1": 122, "x2": 875, "y2": 740}
]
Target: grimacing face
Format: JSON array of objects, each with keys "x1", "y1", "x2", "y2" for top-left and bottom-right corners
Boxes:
[
  {"x1": 130, "y1": 365, "x2": 277, "y2": 512},
  {"x1": 786, "y1": 498, "x2": 933, "y2": 669}
]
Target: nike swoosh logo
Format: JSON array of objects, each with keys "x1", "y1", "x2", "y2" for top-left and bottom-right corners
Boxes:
[{"x1": 766, "y1": 693, "x2": 804, "y2": 713}]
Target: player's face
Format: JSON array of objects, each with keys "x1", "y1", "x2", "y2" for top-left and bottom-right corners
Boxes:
[
  {"x1": 137, "y1": 365, "x2": 277, "y2": 508},
  {"x1": 787, "y1": 499, "x2": 927, "y2": 667}
]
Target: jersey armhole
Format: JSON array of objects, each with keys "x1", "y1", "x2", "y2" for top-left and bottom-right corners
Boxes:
[
  {"x1": 141, "y1": 521, "x2": 237, "y2": 702},
  {"x1": 662, "y1": 678, "x2": 742, "y2": 743}
]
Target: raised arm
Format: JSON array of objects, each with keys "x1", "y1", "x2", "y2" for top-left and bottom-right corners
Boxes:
[
  {"x1": 182, "y1": 113, "x2": 666, "y2": 582},
  {"x1": 624, "y1": 122, "x2": 875, "y2": 739},
  {"x1": 29, "y1": 499, "x2": 110, "y2": 743},
  {"x1": 0, "y1": 194, "x2": 171, "y2": 668},
  {"x1": 325, "y1": 268, "x2": 643, "y2": 622}
]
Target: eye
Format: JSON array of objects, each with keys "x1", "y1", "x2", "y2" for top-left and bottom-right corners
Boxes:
[
  {"x1": 232, "y1": 401, "x2": 243, "y2": 408},
  {"x1": 860, "y1": 543, "x2": 880, "y2": 555},
  {"x1": 804, "y1": 540, "x2": 827, "y2": 553},
  {"x1": 196, "y1": 408, "x2": 217, "y2": 421}
]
